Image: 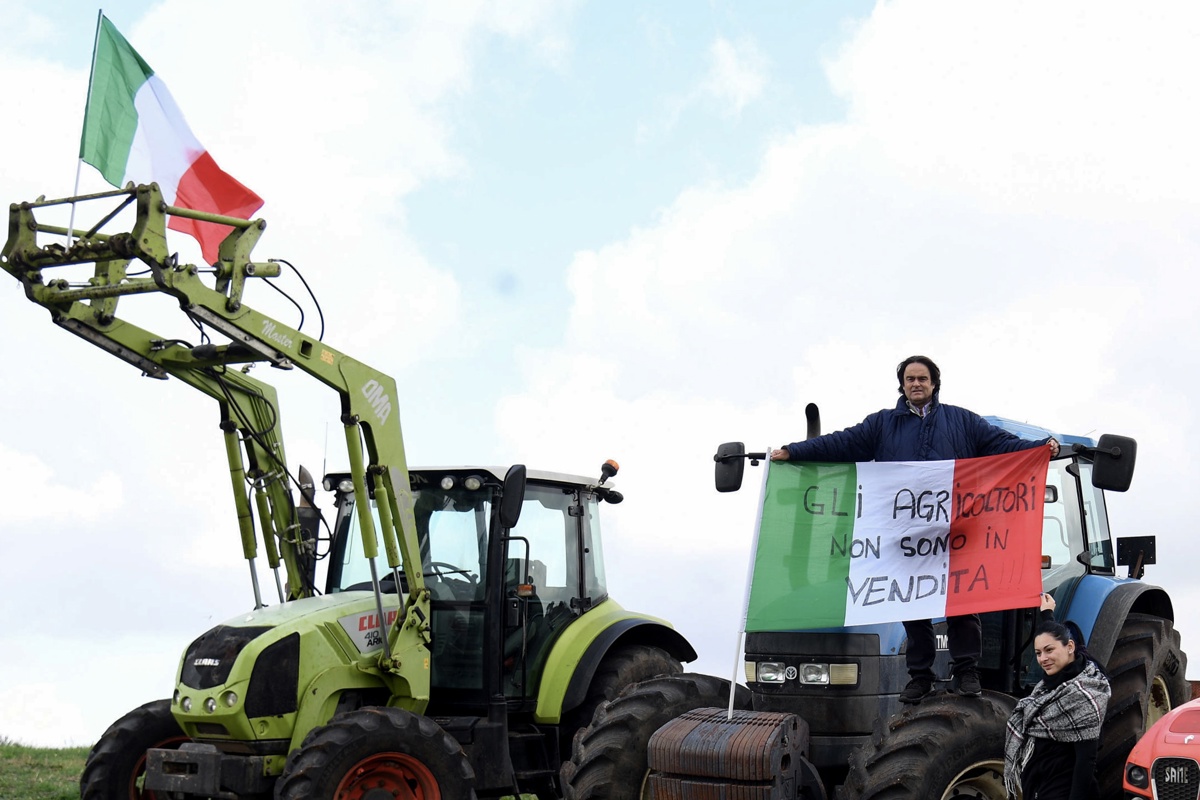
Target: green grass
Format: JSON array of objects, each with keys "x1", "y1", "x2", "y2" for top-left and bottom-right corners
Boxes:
[{"x1": 0, "y1": 736, "x2": 88, "y2": 800}]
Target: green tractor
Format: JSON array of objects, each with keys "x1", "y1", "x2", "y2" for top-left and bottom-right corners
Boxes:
[{"x1": 2, "y1": 185, "x2": 695, "y2": 799}]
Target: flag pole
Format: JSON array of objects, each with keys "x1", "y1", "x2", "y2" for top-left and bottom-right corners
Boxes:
[
  {"x1": 727, "y1": 446, "x2": 773, "y2": 719},
  {"x1": 68, "y1": 9, "x2": 105, "y2": 248}
]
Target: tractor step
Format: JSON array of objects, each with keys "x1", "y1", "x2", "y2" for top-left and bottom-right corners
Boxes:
[{"x1": 646, "y1": 707, "x2": 808, "y2": 798}]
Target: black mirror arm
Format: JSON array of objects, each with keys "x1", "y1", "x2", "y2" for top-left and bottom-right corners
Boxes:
[
  {"x1": 1071, "y1": 442, "x2": 1124, "y2": 459},
  {"x1": 714, "y1": 451, "x2": 767, "y2": 466}
]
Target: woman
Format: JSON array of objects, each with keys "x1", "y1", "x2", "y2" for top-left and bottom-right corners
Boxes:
[{"x1": 1004, "y1": 594, "x2": 1111, "y2": 800}]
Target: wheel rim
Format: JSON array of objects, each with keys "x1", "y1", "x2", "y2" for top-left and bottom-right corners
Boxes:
[
  {"x1": 129, "y1": 735, "x2": 189, "y2": 800},
  {"x1": 335, "y1": 752, "x2": 441, "y2": 800},
  {"x1": 1147, "y1": 674, "x2": 1172, "y2": 730},
  {"x1": 940, "y1": 759, "x2": 1008, "y2": 800}
]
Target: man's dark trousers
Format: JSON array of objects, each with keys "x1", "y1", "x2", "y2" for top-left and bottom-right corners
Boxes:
[{"x1": 903, "y1": 614, "x2": 983, "y2": 678}]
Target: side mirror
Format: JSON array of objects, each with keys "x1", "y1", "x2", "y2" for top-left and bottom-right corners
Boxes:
[
  {"x1": 715, "y1": 442, "x2": 746, "y2": 493},
  {"x1": 295, "y1": 465, "x2": 321, "y2": 584},
  {"x1": 1089, "y1": 434, "x2": 1137, "y2": 492},
  {"x1": 1117, "y1": 535, "x2": 1156, "y2": 580},
  {"x1": 500, "y1": 464, "x2": 527, "y2": 529}
]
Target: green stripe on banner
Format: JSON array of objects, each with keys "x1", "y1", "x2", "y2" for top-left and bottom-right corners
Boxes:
[
  {"x1": 744, "y1": 448, "x2": 1049, "y2": 632},
  {"x1": 746, "y1": 461, "x2": 857, "y2": 631}
]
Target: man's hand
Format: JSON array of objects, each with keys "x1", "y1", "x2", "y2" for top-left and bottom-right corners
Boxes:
[
  {"x1": 1049, "y1": 438, "x2": 1060, "y2": 458},
  {"x1": 770, "y1": 449, "x2": 790, "y2": 461}
]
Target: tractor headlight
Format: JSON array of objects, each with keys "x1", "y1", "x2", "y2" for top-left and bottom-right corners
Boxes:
[
  {"x1": 440, "y1": 476, "x2": 456, "y2": 490},
  {"x1": 1125, "y1": 763, "x2": 1149, "y2": 789},
  {"x1": 748, "y1": 660, "x2": 859, "y2": 686},
  {"x1": 221, "y1": 691, "x2": 239, "y2": 708},
  {"x1": 754, "y1": 661, "x2": 788, "y2": 683},
  {"x1": 180, "y1": 696, "x2": 193, "y2": 712},
  {"x1": 204, "y1": 697, "x2": 217, "y2": 714},
  {"x1": 799, "y1": 663, "x2": 830, "y2": 685},
  {"x1": 464, "y1": 475, "x2": 483, "y2": 491}
]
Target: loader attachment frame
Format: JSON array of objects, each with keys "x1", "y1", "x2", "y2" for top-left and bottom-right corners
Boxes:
[{"x1": 1, "y1": 183, "x2": 430, "y2": 706}]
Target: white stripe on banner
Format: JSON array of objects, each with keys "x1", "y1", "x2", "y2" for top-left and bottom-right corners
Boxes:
[{"x1": 844, "y1": 460, "x2": 954, "y2": 626}]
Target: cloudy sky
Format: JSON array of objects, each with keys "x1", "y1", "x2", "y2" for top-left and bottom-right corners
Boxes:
[{"x1": 3, "y1": 0, "x2": 1199, "y2": 748}]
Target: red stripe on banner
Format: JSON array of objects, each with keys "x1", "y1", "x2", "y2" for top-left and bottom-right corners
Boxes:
[
  {"x1": 167, "y1": 151, "x2": 264, "y2": 264},
  {"x1": 944, "y1": 447, "x2": 1050, "y2": 617}
]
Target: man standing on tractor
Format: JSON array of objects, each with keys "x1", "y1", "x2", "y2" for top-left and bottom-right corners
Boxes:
[{"x1": 770, "y1": 355, "x2": 1060, "y2": 703}]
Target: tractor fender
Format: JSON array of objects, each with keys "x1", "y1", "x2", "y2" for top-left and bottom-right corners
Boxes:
[
  {"x1": 533, "y1": 598, "x2": 697, "y2": 724},
  {"x1": 1062, "y1": 574, "x2": 1174, "y2": 665}
]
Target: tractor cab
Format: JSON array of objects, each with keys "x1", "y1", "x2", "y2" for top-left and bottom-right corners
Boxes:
[
  {"x1": 325, "y1": 464, "x2": 621, "y2": 714},
  {"x1": 983, "y1": 417, "x2": 1139, "y2": 595}
]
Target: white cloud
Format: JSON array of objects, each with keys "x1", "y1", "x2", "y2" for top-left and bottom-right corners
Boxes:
[
  {"x1": 638, "y1": 33, "x2": 768, "y2": 143},
  {"x1": 0, "y1": 634, "x2": 187, "y2": 748},
  {"x1": 702, "y1": 36, "x2": 767, "y2": 116},
  {"x1": 825, "y1": 1, "x2": 1200, "y2": 218},
  {"x1": 479, "y1": 0, "x2": 578, "y2": 67},
  {"x1": 498, "y1": 0, "x2": 1200, "y2": 681},
  {"x1": 0, "y1": 682, "x2": 89, "y2": 748},
  {"x1": 0, "y1": 443, "x2": 123, "y2": 523},
  {"x1": 0, "y1": 1, "x2": 57, "y2": 52}
]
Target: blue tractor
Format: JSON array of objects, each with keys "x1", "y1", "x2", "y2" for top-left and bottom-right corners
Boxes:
[{"x1": 562, "y1": 412, "x2": 1189, "y2": 800}]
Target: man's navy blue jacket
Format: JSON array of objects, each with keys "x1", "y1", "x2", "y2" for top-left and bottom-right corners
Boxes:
[{"x1": 782, "y1": 394, "x2": 1050, "y2": 463}]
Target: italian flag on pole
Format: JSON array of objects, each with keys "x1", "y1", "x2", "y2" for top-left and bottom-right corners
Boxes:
[
  {"x1": 79, "y1": 15, "x2": 263, "y2": 264},
  {"x1": 745, "y1": 447, "x2": 1050, "y2": 632}
]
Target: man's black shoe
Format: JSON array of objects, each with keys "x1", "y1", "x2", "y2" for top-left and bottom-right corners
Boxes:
[
  {"x1": 898, "y1": 677, "x2": 934, "y2": 704},
  {"x1": 957, "y1": 669, "x2": 982, "y2": 697}
]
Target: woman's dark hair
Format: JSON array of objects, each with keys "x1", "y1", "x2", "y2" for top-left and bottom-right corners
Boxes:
[
  {"x1": 1035, "y1": 619, "x2": 1108, "y2": 676},
  {"x1": 896, "y1": 355, "x2": 941, "y2": 395},
  {"x1": 1035, "y1": 620, "x2": 1074, "y2": 648}
]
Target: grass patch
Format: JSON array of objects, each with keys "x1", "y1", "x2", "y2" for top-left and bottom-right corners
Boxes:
[{"x1": 0, "y1": 737, "x2": 89, "y2": 800}]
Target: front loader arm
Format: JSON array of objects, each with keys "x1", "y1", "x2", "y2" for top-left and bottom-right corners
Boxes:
[{"x1": 2, "y1": 184, "x2": 429, "y2": 704}]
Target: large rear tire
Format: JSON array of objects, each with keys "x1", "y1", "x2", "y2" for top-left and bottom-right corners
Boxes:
[
  {"x1": 559, "y1": 643, "x2": 682, "y2": 755},
  {"x1": 80, "y1": 699, "x2": 188, "y2": 800},
  {"x1": 1098, "y1": 613, "x2": 1190, "y2": 799},
  {"x1": 561, "y1": 672, "x2": 751, "y2": 800},
  {"x1": 275, "y1": 707, "x2": 476, "y2": 800},
  {"x1": 838, "y1": 692, "x2": 1014, "y2": 800}
]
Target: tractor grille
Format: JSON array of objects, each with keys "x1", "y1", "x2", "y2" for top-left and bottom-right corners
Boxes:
[
  {"x1": 1152, "y1": 757, "x2": 1200, "y2": 800},
  {"x1": 181, "y1": 626, "x2": 271, "y2": 690}
]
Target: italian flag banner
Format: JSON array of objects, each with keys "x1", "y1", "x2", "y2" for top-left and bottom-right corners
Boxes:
[
  {"x1": 746, "y1": 447, "x2": 1050, "y2": 632},
  {"x1": 79, "y1": 16, "x2": 263, "y2": 264}
]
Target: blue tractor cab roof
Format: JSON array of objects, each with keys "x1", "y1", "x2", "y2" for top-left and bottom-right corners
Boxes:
[{"x1": 983, "y1": 416, "x2": 1096, "y2": 449}]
